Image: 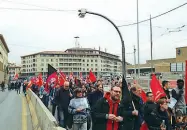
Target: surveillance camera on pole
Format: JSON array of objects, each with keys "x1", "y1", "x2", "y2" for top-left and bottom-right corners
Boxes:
[{"x1": 78, "y1": 9, "x2": 87, "y2": 18}]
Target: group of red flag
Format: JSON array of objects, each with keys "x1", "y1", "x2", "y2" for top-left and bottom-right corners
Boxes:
[{"x1": 26, "y1": 68, "x2": 97, "y2": 93}]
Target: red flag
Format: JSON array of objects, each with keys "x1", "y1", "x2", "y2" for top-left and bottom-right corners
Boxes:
[
  {"x1": 27, "y1": 81, "x2": 32, "y2": 90},
  {"x1": 140, "y1": 89, "x2": 147, "y2": 103},
  {"x1": 140, "y1": 122, "x2": 149, "y2": 130},
  {"x1": 89, "y1": 70, "x2": 96, "y2": 83},
  {"x1": 59, "y1": 71, "x2": 66, "y2": 86},
  {"x1": 45, "y1": 72, "x2": 57, "y2": 92},
  {"x1": 36, "y1": 73, "x2": 43, "y2": 87},
  {"x1": 185, "y1": 60, "x2": 187, "y2": 104},
  {"x1": 14, "y1": 73, "x2": 19, "y2": 80},
  {"x1": 150, "y1": 74, "x2": 166, "y2": 101},
  {"x1": 79, "y1": 72, "x2": 83, "y2": 80}
]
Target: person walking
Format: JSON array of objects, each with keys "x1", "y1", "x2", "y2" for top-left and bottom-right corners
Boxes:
[{"x1": 68, "y1": 88, "x2": 90, "y2": 130}]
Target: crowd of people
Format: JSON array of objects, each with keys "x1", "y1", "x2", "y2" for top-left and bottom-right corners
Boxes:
[{"x1": 27, "y1": 77, "x2": 187, "y2": 130}]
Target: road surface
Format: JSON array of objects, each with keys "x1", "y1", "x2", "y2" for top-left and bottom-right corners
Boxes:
[{"x1": 0, "y1": 88, "x2": 33, "y2": 130}]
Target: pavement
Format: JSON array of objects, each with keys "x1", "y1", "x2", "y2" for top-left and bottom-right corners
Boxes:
[{"x1": 0, "y1": 87, "x2": 33, "y2": 130}]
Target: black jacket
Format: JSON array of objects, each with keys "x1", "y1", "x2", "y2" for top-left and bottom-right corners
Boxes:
[
  {"x1": 56, "y1": 88, "x2": 72, "y2": 111},
  {"x1": 120, "y1": 93, "x2": 144, "y2": 130},
  {"x1": 87, "y1": 90, "x2": 103, "y2": 109},
  {"x1": 144, "y1": 101, "x2": 158, "y2": 129},
  {"x1": 144, "y1": 104, "x2": 171, "y2": 130},
  {"x1": 164, "y1": 89, "x2": 170, "y2": 99}
]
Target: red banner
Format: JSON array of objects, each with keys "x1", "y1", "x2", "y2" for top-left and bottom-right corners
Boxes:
[
  {"x1": 185, "y1": 60, "x2": 187, "y2": 104},
  {"x1": 150, "y1": 74, "x2": 166, "y2": 101}
]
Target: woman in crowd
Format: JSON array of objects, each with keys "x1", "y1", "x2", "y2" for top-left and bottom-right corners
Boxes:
[{"x1": 68, "y1": 88, "x2": 90, "y2": 130}]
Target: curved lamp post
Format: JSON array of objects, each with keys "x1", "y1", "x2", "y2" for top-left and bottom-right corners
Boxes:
[{"x1": 78, "y1": 9, "x2": 126, "y2": 77}]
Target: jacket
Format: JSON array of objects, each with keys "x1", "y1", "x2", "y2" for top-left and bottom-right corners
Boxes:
[
  {"x1": 68, "y1": 97, "x2": 90, "y2": 124},
  {"x1": 93, "y1": 92, "x2": 122, "y2": 130},
  {"x1": 56, "y1": 87, "x2": 72, "y2": 111},
  {"x1": 87, "y1": 90, "x2": 103, "y2": 109},
  {"x1": 119, "y1": 93, "x2": 143, "y2": 130}
]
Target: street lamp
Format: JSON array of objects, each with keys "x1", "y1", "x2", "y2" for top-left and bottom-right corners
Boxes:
[{"x1": 78, "y1": 9, "x2": 126, "y2": 78}]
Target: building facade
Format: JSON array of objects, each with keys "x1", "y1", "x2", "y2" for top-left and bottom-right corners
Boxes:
[
  {"x1": 21, "y1": 47, "x2": 122, "y2": 77},
  {"x1": 127, "y1": 46, "x2": 187, "y2": 73},
  {"x1": 0, "y1": 34, "x2": 9, "y2": 82},
  {"x1": 8, "y1": 63, "x2": 21, "y2": 80}
]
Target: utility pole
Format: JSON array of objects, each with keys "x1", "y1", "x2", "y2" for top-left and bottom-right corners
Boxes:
[
  {"x1": 136, "y1": 0, "x2": 140, "y2": 79},
  {"x1": 150, "y1": 15, "x2": 153, "y2": 73},
  {"x1": 134, "y1": 45, "x2": 136, "y2": 78},
  {"x1": 74, "y1": 36, "x2": 79, "y2": 77}
]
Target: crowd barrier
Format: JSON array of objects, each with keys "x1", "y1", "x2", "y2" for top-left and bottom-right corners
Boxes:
[{"x1": 27, "y1": 88, "x2": 65, "y2": 130}]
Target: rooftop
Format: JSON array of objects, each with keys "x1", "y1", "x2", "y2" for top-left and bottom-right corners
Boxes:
[
  {"x1": 21, "y1": 47, "x2": 120, "y2": 58},
  {"x1": 176, "y1": 46, "x2": 187, "y2": 49}
]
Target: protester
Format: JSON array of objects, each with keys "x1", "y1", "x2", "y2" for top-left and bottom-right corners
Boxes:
[
  {"x1": 172, "y1": 79, "x2": 186, "y2": 116},
  {"x1": 56, "y1": 81, "x2": 73, "y2": 128},
  {"x1": 162, "y1": 80, "x2": 170, "y2": 99},
  {"x1": 87, "y1": 84, "x2": 103, "y2": 109},
  {"x1": 68, "y1": 88, "x2": 90, "y2": 130},
  {"x1": 93, "y1": 86, "x2": 123, "y2": 130}
]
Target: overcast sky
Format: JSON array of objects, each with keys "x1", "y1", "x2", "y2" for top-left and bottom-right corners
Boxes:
[{"x1": 0, "y1": 0, "x2": 187, "y2": 65}]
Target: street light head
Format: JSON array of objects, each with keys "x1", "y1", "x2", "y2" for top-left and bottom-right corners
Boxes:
[{"x1": 78, "y1": 8, "x2": 87, "y2": 18}]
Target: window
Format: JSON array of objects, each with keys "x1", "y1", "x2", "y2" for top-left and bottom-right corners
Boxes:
[
  {"x1": 56, "y1": 63, "x2": 58, "y2": 66},
  {"x1": 87, "y1": 59, "x2": 89, "y2": 62},
  {"x1": 41, "y1": 59, "x2": 44, "y2": 62},
  {"x1": 91, "y1": 60, "x2": 93, "y2": 62},
  {"x1": 95, "y1": 64, "x2": 97, "y2": 66},
  {"x1": 87, "y1": 68, "x2": 89, "y2": 71},
  {"x1": 95, "y1": 60, "x2": 97, "y2": 62},
  {"x1": 87, "y1": 64, "x2": 89, "y2": 66},
  {"x1": 46, "y1": 59, "x2": 49, "y2": 62},
  {"x1": 83, "y1": 59, "x2": 85, "y2": 62},
  {"x1": 95, "y1": 68, "x2": 97, "y2": 71},
  {"x1": 41, "y1": 68, "x2": 43, "y2": 71},
  {"x1": 83, "y1": 68, "x2": 85, "y2": 71},
  {"x1": 56, "y1": 59, "x2": 58, "y2": 62},
  {"x1": 91, "y1": 64, "x2": 93, "y2": 66},
  {"x1": 41, "y1": 63, "x2": 44, "y2": 66},
  {"x1": 51, "y1": 59, "x2": 53, "y2": 62}
]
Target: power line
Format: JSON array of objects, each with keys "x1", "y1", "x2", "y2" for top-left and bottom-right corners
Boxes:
[
  {"x1": 8, "y1": 43, "x2": 45, "y2": 48},
  {"x1": 3, "y1": 0, "x2": 76, "y2": 12},
  {"x1": 0, "y1": 7, "x2": 76, "y2": 12},
  {"x1": 118, "y1": 2, "x2": 187, "y2": 27}
]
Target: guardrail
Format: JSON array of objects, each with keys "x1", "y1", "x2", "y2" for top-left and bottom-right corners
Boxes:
[{"x1": 27, "y1": 89, "x2": 65, "y2": 130}]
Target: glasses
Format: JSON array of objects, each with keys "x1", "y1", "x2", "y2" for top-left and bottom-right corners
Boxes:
[{"x1": 113, "y1": 90, "x2": 121, "y2": 94}]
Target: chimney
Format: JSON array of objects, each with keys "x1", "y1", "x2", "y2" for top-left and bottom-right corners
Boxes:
[
  {"x1": 99, "y1": 46, "x2": 100, "y2": 51},
  {"x1": 105, "y1": 48, "x2": 107, "y2": 52}
]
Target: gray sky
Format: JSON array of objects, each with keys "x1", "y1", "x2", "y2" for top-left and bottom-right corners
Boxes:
[{"x1": 0, "y1": 0, "x2": 187, "y2": 65}]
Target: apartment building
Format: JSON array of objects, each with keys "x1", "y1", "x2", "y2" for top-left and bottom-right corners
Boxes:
[
  {"x1": 8, "y1": 63, "x2": 21, "y2": 80},
  {"x1": 0, "y1": 34, "x2": 9, "y2": 82},
  {"x1": 21, "y1": 47, "x2": 122, "y2": 76}
]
